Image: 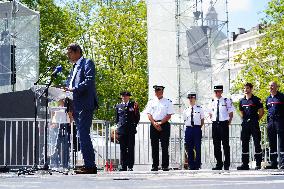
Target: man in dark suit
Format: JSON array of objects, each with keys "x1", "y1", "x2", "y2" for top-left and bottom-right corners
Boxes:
[
  {"x1": 115, "y1": 91, "x2": 140, "y2": 171},
  {"x1": 65, "y1": 43, "x2": 98, "y2": 174}
]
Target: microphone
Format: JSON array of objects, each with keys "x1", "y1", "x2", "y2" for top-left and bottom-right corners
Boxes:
[{"x1": 51, "y1": 65, "x2": 62, "y2": 77}]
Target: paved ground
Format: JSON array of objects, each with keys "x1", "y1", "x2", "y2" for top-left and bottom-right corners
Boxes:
[{"x1": 1, "y1": 169, "x2": 284, "y2": 189}]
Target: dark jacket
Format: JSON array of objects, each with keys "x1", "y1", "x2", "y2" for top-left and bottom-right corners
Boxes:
[
  {"x1": 115, "y1": 101, "x2": 140, "y2": 134},
  {"x1": 66, "y1": 58, "x2": 99, "y2": 111},
  {"x1": 266, "y1": 91, "x2": 284, "y2": 120}
]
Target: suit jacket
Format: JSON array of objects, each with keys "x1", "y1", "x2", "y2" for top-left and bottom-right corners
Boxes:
[
  {"x1": 66, "y1": 58, "x2": 98, "y2": 111},
  {"x1": 115, "y1": 101, "x2": 140, "y2": 135}
]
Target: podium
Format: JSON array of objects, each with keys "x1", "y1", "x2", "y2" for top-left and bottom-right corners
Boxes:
[
  {"x1": 32, "y1": 86, "x2": 73, "y2": 170},
  {"x1": 48, "y1": 106, "x2": 71, "y2": 170}
]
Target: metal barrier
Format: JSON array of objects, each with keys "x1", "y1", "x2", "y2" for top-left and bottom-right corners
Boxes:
[
  {"x1": 0, "y1": 118, "x2": 46, "y2": 167},
  {"x1": 0, "y1": 118, "x2": 271, "y2": 169}
]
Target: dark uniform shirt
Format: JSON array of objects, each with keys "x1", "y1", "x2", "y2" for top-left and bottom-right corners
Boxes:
[
  {"x1": 239, "y1": 95, "x2": 263, "y2": 121},
  {"x1": 266, "y1": 92, "x2": 284, "y2": 120},
  {"x1": 115, "y1": 101, "x2": 140, "y2": 134}
]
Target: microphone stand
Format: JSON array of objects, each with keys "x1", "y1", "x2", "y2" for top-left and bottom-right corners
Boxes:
[
  {"x1": 40, "y1": 78, "x2": 53, "y2": 171},
  {"x1": 18, "y1": 73, "x2": 53, "y2": 176}
]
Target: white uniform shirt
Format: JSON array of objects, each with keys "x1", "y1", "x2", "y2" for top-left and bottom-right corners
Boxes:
[
  {"x1": 69, "y1": 56, "x2": 83, "y2": 89},
  {"x1": 145, "y1": 97, "x2": 174, "y2": 120},
  {"x1": 183, "y1": 105, "x2": 204, "y2": 126},
  {"x1": 210, "y1": 97, "x2": 234, "y2": 121}
]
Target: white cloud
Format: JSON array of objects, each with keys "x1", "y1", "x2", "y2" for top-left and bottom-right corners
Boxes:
[
  {"x1": 228, "y1": 0, "x2": 252, "y2": 12},
  {"x1": 201, "y1": 0, "x2": 253, "y2": 21},
  {"x1": 202, "y1": 0, "x2": 252, "y2": 13}
]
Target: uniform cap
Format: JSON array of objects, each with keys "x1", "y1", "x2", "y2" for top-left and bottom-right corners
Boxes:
[
  {"x1": 187, "y1": 93, "x2": 197, "y2": 99},
  {"x1": 214, "y1": 85, "x2": 223, "y2": 91},
  {"x1": 120, "y1": 91, "x2": 132, "y2": 96},
  {"x1": 153, "y1": 85, "x2": 165, "y2": 90}
]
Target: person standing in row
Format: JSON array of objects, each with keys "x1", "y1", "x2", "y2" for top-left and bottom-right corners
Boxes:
[
  {"x1": 145, "y1": 85, "x2": 174, "y2": 171},
  {"x1": 209, "y1": 85, "x2": 234, "y2": 170},
  {"x1": 265, "y1": 81, "x2": 284, "y2": 169},
  {"x1": 183, "y1": 93, "x2": 204, "y2": 170},
  {"x1": 115, "y1": 91, "x2": 140, "y2": 171},
  {"x1": 237, "y1": 83, "x2": 264, "y2": 170}
]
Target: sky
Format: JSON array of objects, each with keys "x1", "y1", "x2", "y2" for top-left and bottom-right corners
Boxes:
[
  {"x1": 228, "y1": 0, "x2": 271, "y2": 32},
  {"x1": 54, "y1": 0, "x2": 272, "y2": 33}
]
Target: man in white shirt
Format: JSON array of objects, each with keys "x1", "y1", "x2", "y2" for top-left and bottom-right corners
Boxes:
[
  {"x1": 145, "y1": 85, "x2": 174, "y2": 171},
  {"x1": 183, "y1": 93, "x2": 204, "y2": 170},
  {"x1": 209, "y1": 85, "x2": 234, "y2": 170}
]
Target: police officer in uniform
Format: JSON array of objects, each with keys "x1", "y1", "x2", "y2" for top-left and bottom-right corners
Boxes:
[
  {"x1": 183, "y1": 93, "x2": 204, "y2": 170},
  {"x1": 115, "y1": 91, "x2": 140, "y2": 171},
  {"x1": 265, "y1": 81, "x2": 284, "y2": 169},
  {"x1": 210, "y1": 85, "x2": 234, "y2": 170},
  {"x1": 237, "y1": 83, "x2": 264, "y2": 170},
  {"x1": 145, "y1": 85, "x2": 174, "y2": 171}
]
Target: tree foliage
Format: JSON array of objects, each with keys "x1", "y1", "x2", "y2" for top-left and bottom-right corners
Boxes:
[
  {"x1": 232, "y1": 0, "x2": 284, "y2": 109},
  {"x1": 20, "y1": 0, "x2": 148, "y2": 121}
]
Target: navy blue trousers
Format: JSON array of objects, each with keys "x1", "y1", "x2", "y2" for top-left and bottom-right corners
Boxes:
[
  {"x1": 267, "y1": 119, "x2": 284, "y2": 167},
  {"x1": 241, "y1": 120, "x2": 262, "y2": 166},
  {"x1": 74, "y1": 109, "x2": 95, "y2": 168},
  {"x1": 212, "y1": 121, "x2": 230, "y2": 168},
  {"x1": 119, "y1": 133, "x2": 135, "y2": 169},
  {"x1": 185, "y1": 126, "x2": 202, "y2": 169},
  {"x1": 150, "y1": 122, "x2": 170, "y2": 168}
]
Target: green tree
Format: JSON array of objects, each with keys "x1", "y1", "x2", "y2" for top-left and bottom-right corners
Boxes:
[
  {"x1": 20, "y1": 0, "x2": 80, "y2": 84},
  {"x1": 92, "y1": 0, "x2": 148, "y2": 120},
  {"x1": 232, "y1": 0, "x2": 284, "y2": 113},
  {"x1": 20, "y1": 0, "x2": 148, "y2": 121}
]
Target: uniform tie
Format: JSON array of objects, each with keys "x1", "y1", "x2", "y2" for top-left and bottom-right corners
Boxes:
[
  {"x1": 191, "y1": 106, "x2": 194, "y2": 126},
  {"x1": 216, "y1": 100, "x2": 220, "y2": 122}
]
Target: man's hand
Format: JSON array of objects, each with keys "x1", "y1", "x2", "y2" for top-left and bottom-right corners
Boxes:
[
  {"x1": 153, "y1": 122, "x2": 162, "y2": 131},
  {"x1": 134, "y1": 101, "x2": 139, "y2": 109},
  {"x1": 62, "y1": 87, "x2": 74, "y2": 92}
]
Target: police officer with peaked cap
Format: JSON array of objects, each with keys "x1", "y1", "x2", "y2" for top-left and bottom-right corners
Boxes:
[
  {"x1": 237, "y1": 83, "x2": 264, "y2": 170},
  {"x1": 183, "y1": 93, "x2": 205, "y2": 170},
  {"x1": 209, "y1": 85, "x2": 234, "y2": 170},
  {"x1": 115, "y1": 91, "x2": 140, "y2": 171},
  {"x1": 145, "y1": 85, "x2": 174, "y2": 171},
  {"x1": 265, "y1": 81, "x2": 284, "y2": 169}
]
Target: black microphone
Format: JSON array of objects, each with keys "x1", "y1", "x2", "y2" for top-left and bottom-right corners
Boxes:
[{"x1": 51, "y1": 65, "x2": 62, "y2": 77}]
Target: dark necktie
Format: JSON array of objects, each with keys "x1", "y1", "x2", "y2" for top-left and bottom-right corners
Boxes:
[
  {"x1": 191, "y1": 106, "x2": 194, "y2": 126},
  {"x1": 69, "y1": 64, "x2": 76, "y2": 87},
  {"x1": 216, "y1": 100, "x2": 220, "y2": 122}
]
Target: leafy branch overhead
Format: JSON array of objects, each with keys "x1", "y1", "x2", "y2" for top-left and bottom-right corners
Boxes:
[
  {"x1": 232, "y1": 0, "x2": 284, "y2": 120},
  {"x1": 20, "y1": 0, "x2": 148, "y2": 121}
]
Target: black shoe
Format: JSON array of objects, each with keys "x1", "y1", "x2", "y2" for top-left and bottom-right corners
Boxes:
[
  {"x1": 128, "y1": 168, "x2": 133, "y2": 171},
  {"x1": 74, "y1": 167, "x2": 97, "y2": 174},
  {"x1": 162, "y1": 167, "x2": 169, "y2": 171},
  {"x1": 0, "y1": 166, "x2": 9, "y2": 173},
  {"x1": 237, "y1": 164, "x2": 249, "y2": 170},
  {"x1": 279, "y1": 165, "x2": 284, "y2": 169},
  {"x1": 212, "y1": 166, "x2": 222, "y2": 170},
  {"x1": 119, "y1": 167, "x2": 127, "y2": 171},
  {"x1": 151, "y1": 167, "x2": 158, "y2": 171},
  {"x1": 265, "y1": 165, "x2": 278, "y2": 169},
  {"x1": 224, "y1": 166, "x2": 229, "y2": 170},
  {"x1": 255, "y1": 165, "x2": 261, "y2": 170}
]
